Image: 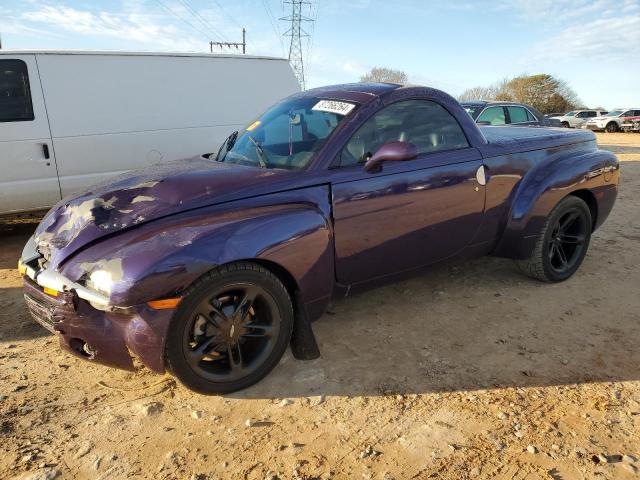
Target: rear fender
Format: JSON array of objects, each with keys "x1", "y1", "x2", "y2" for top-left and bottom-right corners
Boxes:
[{"x1": 493, "y1": 148, "x2": 618, "y2": 259}]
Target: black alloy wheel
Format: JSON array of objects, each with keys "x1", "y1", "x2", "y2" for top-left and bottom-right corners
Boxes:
[
  {"x1": 166, "y1": 263, "x2": 293, "y2": 394},
  {"x1": 546, "y1": 208, "x2": 589, "y2": 276},
  {"x1": 518, "y1": 196, "x2": 592, "y2": 282}
]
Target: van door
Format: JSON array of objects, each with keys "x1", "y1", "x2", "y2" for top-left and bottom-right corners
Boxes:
[{"x1": 0, "y1": 55, "x2": 61, "y2": 215}]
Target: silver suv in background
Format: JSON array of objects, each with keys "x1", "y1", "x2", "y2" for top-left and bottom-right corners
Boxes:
[
  {"x1": 551, "y1": 110, "x2": 608, "y2": 128},
  {"x1": 584, "y1": 109, "x2": 640, "y2": 132}
]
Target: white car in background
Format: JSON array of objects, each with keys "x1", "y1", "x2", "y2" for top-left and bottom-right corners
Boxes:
[
  {"x1": 551, "y1": 110, "x2": 608, "y2": 128},
  {"x1": 584, "y1": 109, "x2": 640, "y2": 132}
]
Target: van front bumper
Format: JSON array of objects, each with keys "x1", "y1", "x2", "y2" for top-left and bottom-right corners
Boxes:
[{"x1": 22, "y1": 276, "x2": 173, "y2": 373}]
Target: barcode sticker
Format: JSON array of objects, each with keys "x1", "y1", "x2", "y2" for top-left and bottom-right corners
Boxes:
[{"x1": 312, "y1": 100, "x2": 356, "y2": 116}]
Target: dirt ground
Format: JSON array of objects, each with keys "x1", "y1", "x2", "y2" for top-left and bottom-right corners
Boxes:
[{"x1": 1, "y1": 132, "x2": 639, "y2": 480}]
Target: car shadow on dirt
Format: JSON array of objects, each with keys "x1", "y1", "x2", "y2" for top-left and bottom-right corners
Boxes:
[
  {"x1": 600, "y1": 145, "x2": 640, "y2": 154},
  {"x1": 234, "y1": 251, "x2": 640, "y2": 399},
  {"x1": 0, "y1": 286, "x2": 51, "y2": 342},
  {"x1": 0, "y1": 221, "x2": 38, "y2": 270},
  {"x1": 0, "y1": 222, "x2": 50, "y2": 342}
]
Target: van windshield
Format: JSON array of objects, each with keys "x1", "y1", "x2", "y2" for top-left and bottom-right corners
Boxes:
[{"x1": 218, "y1": 96, "x2": 356, "y2": 170}]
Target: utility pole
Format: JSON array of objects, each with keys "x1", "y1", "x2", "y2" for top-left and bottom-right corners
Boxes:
[
  {"x1": 281, "y1": 1, "x2": 313, "y2": 90},
  {"x1": 210, "y1": 28, "x2": 246, "y2": 54}
]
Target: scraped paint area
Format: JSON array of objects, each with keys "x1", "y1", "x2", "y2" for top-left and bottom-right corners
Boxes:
[{"x1": 30, "y1": 156, "x2": 295, "y2": 269}]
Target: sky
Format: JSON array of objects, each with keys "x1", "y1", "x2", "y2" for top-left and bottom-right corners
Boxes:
[{"x1": 1, "y1": 0, "x2": 638, "y2": 108}]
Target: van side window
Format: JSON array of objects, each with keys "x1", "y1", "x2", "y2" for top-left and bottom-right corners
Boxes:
[{"x1": 0, "y1": 60, "x2": 34, "y2": 122}]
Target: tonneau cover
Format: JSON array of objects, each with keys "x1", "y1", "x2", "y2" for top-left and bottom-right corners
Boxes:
[{"x1": 478, "y1": 126, "x2": 595, "y2": 157}]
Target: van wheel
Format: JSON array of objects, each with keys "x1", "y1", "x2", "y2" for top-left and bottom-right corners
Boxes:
[
  {"x1": 517, "y1": 196, "x2": 592, "y2": 282},
  {"x1": 165, "y1": 262, "x2": 293, "y2": 394},
  {"x1": 605, "y1": 122, "x2": 619, "y2": 133}
]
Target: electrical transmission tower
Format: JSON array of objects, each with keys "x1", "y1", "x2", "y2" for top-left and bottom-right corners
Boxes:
[{"x1": 280, "y1": 1, "x2": 313, "y2": 90}]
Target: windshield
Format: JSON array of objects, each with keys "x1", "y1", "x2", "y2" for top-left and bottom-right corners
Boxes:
[
  {"x1": 564, "y1": 111, "x2": 575, "y2": 117},
  {"x1": 463, "y1": 105, "x2": 484, "y2": 119},
  {"x1": 218, "y1": 96, "x2": 356, "y2": 170},
  {"x1": 605, "y1": 110, "x2": 623, "y2": 117}
]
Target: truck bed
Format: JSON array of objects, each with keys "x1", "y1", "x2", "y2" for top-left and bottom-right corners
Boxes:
[{"x1": 479, "y1": 126, "x2": 596, "y2": 156}]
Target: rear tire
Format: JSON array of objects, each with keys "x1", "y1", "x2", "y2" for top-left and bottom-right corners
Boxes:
[
  {"x1": 517, "y1": 196, "x2": 592, "y2": 282},
  {"x1": 165, "y1": 262, "x2": 294, "y2": 394}
]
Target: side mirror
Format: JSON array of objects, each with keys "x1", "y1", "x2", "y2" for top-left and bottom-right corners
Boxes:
[{"x1": 364, "y1": 141, "x2": 418, "y2": 173}]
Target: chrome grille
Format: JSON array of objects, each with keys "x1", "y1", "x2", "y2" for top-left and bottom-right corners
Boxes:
[{"x1": 24, "y1": 293, "x2": 56, "y2": 333}]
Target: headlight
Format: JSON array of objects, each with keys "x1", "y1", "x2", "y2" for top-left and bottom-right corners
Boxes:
[{"x1": 86, "y1": 269, "x2": 115, "y2": 296}]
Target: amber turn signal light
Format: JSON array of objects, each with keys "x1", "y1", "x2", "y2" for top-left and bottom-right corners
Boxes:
[
  {"x1": 18, "y1": 260, "x2": 27, "y2": 275},
  {"x1": 147, "y1": 298, "x2": 182, "y2": 310},
  {"x1": 43, "y1": 287, "x2": 59, "y2": 297}
]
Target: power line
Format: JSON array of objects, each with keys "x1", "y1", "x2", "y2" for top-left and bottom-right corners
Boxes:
[
  {"x1": 211, "y1": 0, "x2": 243, "y2": 30},
  {"x1": 305, "y1": 0, "x2": 319, "y2": 81},
  {"x1": 154, "y1": 0, "x2": 222, "y2": 42},
  {"x1": 262, "y1": 0, "x2": 285, "y2": 56},
  {"x1": 210, "y1": 28, "x2": 246, "y2": 54},
  {"x1": 176, "y1": 0, "x2": 230, "y2": 42},
  {"x1": 280, "y1": 0, "x2": 314, "y2": 90}
]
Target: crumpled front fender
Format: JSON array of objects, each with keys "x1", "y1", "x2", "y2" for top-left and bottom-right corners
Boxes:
[{"x1": 59, "y1": 186, "x2": 334, "y2": 313}]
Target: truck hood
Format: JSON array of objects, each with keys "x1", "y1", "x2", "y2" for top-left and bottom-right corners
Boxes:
[{"x1": 34, "y1": 156, "x2": 296, "y2": 268}]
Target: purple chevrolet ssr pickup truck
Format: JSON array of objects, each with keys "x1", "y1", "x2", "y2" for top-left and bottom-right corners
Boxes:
[{"x1": 19, "y1": 83, "x2": 619, "y2": 393}]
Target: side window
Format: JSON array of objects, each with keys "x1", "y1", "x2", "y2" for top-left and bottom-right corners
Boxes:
[
  {"x1": 340, "y1": 100, "x2": 469, "y2": 167},
  {"x1": 526, "y1": 109, "x2": 537, "y2": 122},
  {"x1": 587, "y1": 111, "x2": 597, "y2": 117},
  {"x1": 477, "y1": 106, "x2": 506, "y2": 125},
  {"x1": 622, "y1": 111, "x2": 634, "y2": 117},
  {"x1": 0, "y1": 59, "x2": 34, "y2": 122},
  {"x1": 576, "y1": 112, "x2": 586, "y2": 118},
  {"x1": 507, "y1": 106, "x2": 529, "y2": 124}
]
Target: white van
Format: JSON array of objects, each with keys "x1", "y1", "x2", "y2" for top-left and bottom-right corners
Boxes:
[{"x1": 0, "y1": 50, "x2": 300, "y2": 215}]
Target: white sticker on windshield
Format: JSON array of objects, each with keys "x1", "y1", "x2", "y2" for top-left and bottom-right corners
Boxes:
[{"x1": 312, "y1": 100, "x2": 356, "y2": 116}]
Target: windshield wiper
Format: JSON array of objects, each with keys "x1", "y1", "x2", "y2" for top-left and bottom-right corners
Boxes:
[
  {"x1": 247, "y1": 135, "x2": 269, "y2": 169},
  {"x1": 216, "y1": 131, "x2": 238, "y2": 162}
]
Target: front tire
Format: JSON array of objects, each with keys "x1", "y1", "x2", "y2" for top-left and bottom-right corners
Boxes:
[
  {"x1": 165, "y1": 262, "x2": 294, "y2": 394},
  {"x1": 517, "y1": 196, "x2": 592, "y2": 282},
  {"x1": 561, "y1": 121, "x2": 570, "y2": 128},
  {"x1": 605, "y1": 122, "x2": 619, "y2": 133}
]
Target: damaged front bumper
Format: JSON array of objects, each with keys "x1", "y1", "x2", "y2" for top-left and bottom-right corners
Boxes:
[
  {"x1": 20, "y1": 259, "x2": 112, "y2": 311},
  {"x1": 20, "y1": 240, "x2": 174, "y2": 373}
]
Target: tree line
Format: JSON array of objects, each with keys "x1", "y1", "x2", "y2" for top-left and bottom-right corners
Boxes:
[
  {"x1": 458, "y1": 74, "x2": 583, "y2": 114},
  {"x1": 359, "y1": 67, "x2": 584, "y2": 114}
]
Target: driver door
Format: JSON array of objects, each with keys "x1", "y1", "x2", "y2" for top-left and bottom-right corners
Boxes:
[{"x1": 331, "y1": 99, "x2": 486, "y2": 285}]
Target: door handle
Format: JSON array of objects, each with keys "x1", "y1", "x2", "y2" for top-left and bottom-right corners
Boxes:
[{"x1": 42, "y1": 144, "x2": 50, "y2": 159}]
